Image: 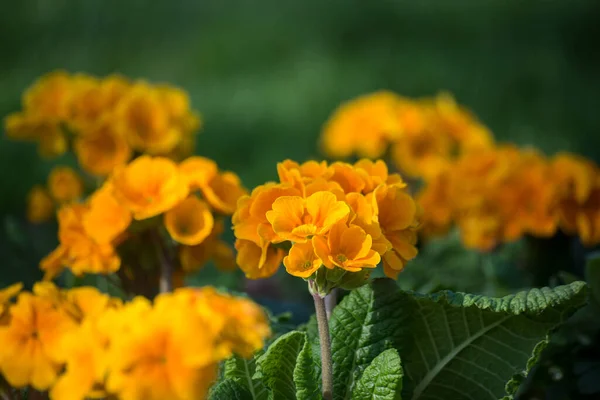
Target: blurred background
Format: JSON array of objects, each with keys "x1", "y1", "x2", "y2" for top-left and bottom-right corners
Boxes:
[{"x1": 1, "y1": 0, "x2": 600, "y2": 309}]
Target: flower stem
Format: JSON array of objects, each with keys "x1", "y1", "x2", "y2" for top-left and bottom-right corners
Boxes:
[
  {"x1": 152, "y1": 230, "x2": 173, "y2": 293},
  {"x1": 313, "y1": 292, "x2": 334, "y2": 400},
  {"x1": 325, "y1": 288, "x2": 337, "y2": 320}
]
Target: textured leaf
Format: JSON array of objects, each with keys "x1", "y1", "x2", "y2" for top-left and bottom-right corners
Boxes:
[
  {"x1": 401, "y1": 281, "x2": 587, "y2": 400},
  {"x1": 224, "y1": 352, "x2": 269, "y2": 400},
  {"x1": 351, "y1": 348, "x2": 403, "y2": 400},
  {"x1": 294, "y1": 333, "x2": 322, "y2": 400},
  {"x1": 254, "y1": 331, "x2": 306, "y2": 400},
  {"x1": 329, "y1": 279, "x2": 413, "y2": 400},
  {"x1": 209, "y1": 379, "x2": 251, "y2": 400}
]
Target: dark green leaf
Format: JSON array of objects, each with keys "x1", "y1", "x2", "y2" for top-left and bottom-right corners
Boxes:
[
  {"x1": 401, "y1": 281, "x2": 587, "y2": 400},
  {"x1": 254, "y1": 331, "x2": 306, "y2": 400},
  {"x1": 209, "y1": 379, "x2": 252, "y2": 400},
  {"x1": 294, "y1": 333, "x2": 322, "y2": 400},
  {"x1": 224, "y1": 352, "x2": 269, "y2": 400},
  {"x1": 329, "y1": 279, "x2": 413, "y2": 400},
  {"x1": 351, "y1": 348, "x2": 403, "y2": 400}
]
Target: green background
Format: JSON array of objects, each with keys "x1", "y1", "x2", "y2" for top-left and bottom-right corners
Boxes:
[{"x1": 1, "y1": 0, "x2": 599, "y2": 306}]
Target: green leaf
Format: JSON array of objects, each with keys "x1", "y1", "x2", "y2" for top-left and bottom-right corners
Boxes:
[
  {"x1": 401, "y1": 281, "x2": 587, "y2": 400},
  {"x1": 209, "y1": 379, "x2": 251, "y2": 400},
  {"x1": 224, "y1": 352, "x2": 269, "y2": 400},
  {"x1": 586, "y1": 252, "x2": 600, "y2": 306},
  {"x1": 329, "y1": 279, "x2": 413, "y2": 400},
  {"x1": 254, "y1": 331, "x2": 306, "y2": 400},
  {"x1": 351, "y1": 348, "x2": 403, "y2": 400},
  {"x1": 294, "y1": 333, "x2": 322, "y2": 400}
]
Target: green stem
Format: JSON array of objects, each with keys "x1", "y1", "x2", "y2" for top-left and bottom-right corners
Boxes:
[
  {"x1": 313, "y1": 290, "x2": 334, "y2": 400},
  {"x1": 325, "y1": 288, "x2": 337, "y2": 320},
  {"x1": 151, "y1": 230, "x2": 173, "y2": 293}
]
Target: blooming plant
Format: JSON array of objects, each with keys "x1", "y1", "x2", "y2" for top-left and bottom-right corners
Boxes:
[{"x1": 1, "y1": 74, "x2": 599, "y2": 400}]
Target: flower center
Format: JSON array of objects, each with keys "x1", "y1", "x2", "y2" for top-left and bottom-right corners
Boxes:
[
  {"x1": 302, "y1": 261, "x2": 313, "y2": 270},
  {"x1": 335, "y1": 254, "x2": 348, "y2": 263}
]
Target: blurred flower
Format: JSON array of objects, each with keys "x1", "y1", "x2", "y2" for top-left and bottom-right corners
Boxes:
[
  {"x1": 164, "y1": 195, "x2": 214, "y2": 246},
  {"x1": 26, "y1": 185, "x2": 55, "y2": 223},
  {"x1": 74, "y1": 118, "x2": 132, "y2": 176},
  {"x1": 320, "y1": 91, "x2": 402, "y2": 158},
  {"x1": 0, "y1": 292, "x2": 78, "y2": 390},
  {"x1": 47, "y1": 166, "x2": 84, "y2": 204},
  {"x1": 111, "y1": 156, "x2": 189, "y2": 220}
]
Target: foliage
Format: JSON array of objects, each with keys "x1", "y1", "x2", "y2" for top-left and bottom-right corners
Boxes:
[{"x1": 214, "y1": 279, "x2": 587, "y2": 399}]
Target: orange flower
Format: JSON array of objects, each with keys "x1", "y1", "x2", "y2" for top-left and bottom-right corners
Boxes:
[
  {"x1": 4, "y1": 113, "x2": 68, "y2": 158},
  {"x1": 235, "y1": 239, "x2": 284, "y2": 279},
  {"x1": 116, "y1": 83, "x2": 181, "y2": 154},
  {"x1": 74, "y1": 118, "x2": 132, "y2": 176},
  {"x1": 200, "y1": 171, "x2": 247, "y2": 214},
  {"x1": 47, "y1": 166, "x2": 84, "y2": 204},
  {"x1": 69, "y1": 74, "x2": 130, "y2": 131},
  {"x1": 353, "y1": 159, "x2": 390, "y2": 193},
  {"x1": 313, "y1": 221, "x2": 380, "y2": 272},
  {"x1": 373, "y1": 184, "x2": 419, "y2": 278},
  {"x1": 327, "y1": 162, "x2": 366, "y2": 193},
  {"x1": 283, "y1": 241, "x2": 322, "y2": 278},
  {"x1": 179, "y1": 156, "x2": 218, "y2": 191},
  {"x1": 82, "y1": 183, "x2": 132, "y2": 244},
  {"x1": 23, "y1": 71, "x2": 73, "y2": 121},
  {"x1": 0, "y1": 292, "x2": 78, "y2": 390},
  {"x1": 320, "y1": 91, "x2": 401, "y2": 158},
  {"x1": 0, "y1": 283, "x2": 22, "y2": 322},
  {"x1": 26, "y1": 185, "x2": 55, "y2": 223},
  {"x1": 233, "y1": 183, "x2": 301, "y2": 246},
  {"x1": 179, "y1": 221, "x2": 236, "y2": 272},
  {"x1": 111, "y1": 156, "x2": 189, "y2": 220},
  {"x1": 164, "y1": 195, "x2": 214, "y2": 245},
  {"x1": 266, "y1": 191, "x2": 350, "y2": 242}
]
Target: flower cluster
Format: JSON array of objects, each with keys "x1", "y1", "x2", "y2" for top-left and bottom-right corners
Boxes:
[
  {"x1": 418, "y1": 147, "x2": 600, "y2": 250},
  {"x1": 41, "y1": 155, "x2": 245, "y2": 286},
  {"x1": 320, "y1": 91, "x2": 493, "y2": 180},
  {"x1": 0, "y1": 282, "x2": 269, "y2": 400},
  {"x1": 5, "y1": 71, "x2": 201, "y2": 172},
  {"x1": 26, "y1": 166, "x2": 85, "y2": 223},
  {"x1": 232, "y1": 159, "x2": 420, "y2": 290}
]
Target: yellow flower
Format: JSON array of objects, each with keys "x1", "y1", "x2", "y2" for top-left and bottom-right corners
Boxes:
[
  {"x1": 372, "y1": 184, "x2": 419, "y2": 279},
  {"x1": 179, "y1": 221, "x2": 236, "y2": 272},
  {"x1": 49, "y1": 318, "x2": 110, "y2": 400},
  {"x1": 23, "y1": 70, "x2": 73, "y2": 121},
  {"x1": 235, "y1": 239, "x2": 284, "y2": 279},
  {"x1": 0, "y1": 292, "x2": 78, "y2": 390},
  {"x1": 164, "y1": 195, "x2": 214, "y2": 245},
  {"x1": 200, "y1": 171, "x2": 247, "y2": 215},
  {"x1": 179, "y1": 156, "x2": 218, "y2": 191},
  {"x1": 0, "y1": 283, "x2": 22, "y2": 322},
  {"x1": 74, "y1": 118, "x2": 132, "y2": 176},
  {"x1": 69, "y1": 74, "x2": 130, "y2": 131},
  {"x1": 26, "y1": 185, "x2": 55, "y2": 223},
  {"x1": 266, "y1": 191, "x2": 350, "y2": 243},
  {"x1": 320, "y1": 91, "x2": 401, "y2": 158},
  {"x1": 4, "y1": 113, "x2": 67, "y2": 158},
  {"x1": 313, "y1": 220, "x2": 380, "y2": 272},
  {"x1": 117, "y1": 83, "x2": 181, "y2": 154},
  {"x1": 83, "y1": 183, "x2": 132, "y2": 244},
  {"x1": 47, "y1": 166, "x2": 84, "y2": 204},
  {"x1": 284, "y1": 241, "x2": 322, "y2": 278},
  {"x1": 233, "y1": 184, "x2": 302, "y2": 245},
  {"x1": 327, "y1": 162, "x2": 366, "y2": 193},
  {"x1": 111, "y1": 156, "x2": 189, "y2": 220}
]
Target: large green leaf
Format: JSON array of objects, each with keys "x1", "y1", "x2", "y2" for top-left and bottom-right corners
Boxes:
[
  {"x1": 328, "y1": 279, "x2": 413, "y2": 400},
  {"x1": 209, "y1": 379, "x2": 251, "y2": 400},
  {"x1": 254, "y1": 331, "x2": 306, "y2": 400},
  {"x1": 400, "y1": 281, "x2": 587, "y2": 400},
  {"x1": 294, "y1": 333, "x2": 322, "y2": 400},
  {"x1": 351, "y1": 348, "x2": 403, "y2": 400},
  {"x1": 224, "y1": 352, "x2": 269, "y2": 400}
]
